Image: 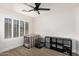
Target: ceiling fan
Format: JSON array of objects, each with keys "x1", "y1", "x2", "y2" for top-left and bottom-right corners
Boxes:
[{"x1": 22, "y1": 3, "x2": 50, "y2": 14}]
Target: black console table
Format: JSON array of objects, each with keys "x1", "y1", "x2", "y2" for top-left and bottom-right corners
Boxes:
[{"x1": 45, "y1": 36, "x2": 72, "y2": 56}]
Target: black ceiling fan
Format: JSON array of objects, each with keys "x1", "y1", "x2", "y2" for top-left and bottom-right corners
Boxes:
[{"x1": 23, "y1": 3, "x2": 50, "y2": 14}]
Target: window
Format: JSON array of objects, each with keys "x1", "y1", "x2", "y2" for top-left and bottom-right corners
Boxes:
[
  {"x1": 25, "y1": 22, "x2": 29, "y2": 35},
  {"x1": 5, "y1": 18, "x2": 26, "y2": 38},
  {"x1": 20, "y1": 21, "x2": 24, "y2": 36},
  {"x1": 5, "y1": 18, "x2": 12, "y2": 38},
  {"x1": 13, "y1": 20, "x2": 19, "y2": 37}
]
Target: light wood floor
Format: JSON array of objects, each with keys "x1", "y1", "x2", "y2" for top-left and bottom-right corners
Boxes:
[{"x1": 0, "y1": 46, "x2": 66, "y2": 56}]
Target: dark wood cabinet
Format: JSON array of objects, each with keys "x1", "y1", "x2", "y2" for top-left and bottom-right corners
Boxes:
[{"x1": 45, "y1": 36, "x2": 72, "y2": 56}]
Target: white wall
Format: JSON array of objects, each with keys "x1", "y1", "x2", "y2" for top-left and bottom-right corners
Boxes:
[
  {"x1": 33, "y1": 9, "x2": 76, "y2": 52},
  {"x1": 75, "y1": 6, "x2": 79, "y2": 54},
  {"x1": 76, "y1": 7, "x2": 79, "y2": 38},
  {"x1": 0, "y1": 8, "x2": 33, "y2": 53},
  {"x1": 33, "y1": 10, "x2": 76, "y2": 38}
]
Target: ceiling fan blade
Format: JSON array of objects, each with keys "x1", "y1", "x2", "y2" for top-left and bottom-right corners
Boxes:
[
  {"x1": 23, "y1": 3, "x2": 34, "y2": 8},
  {"x1": 35, "y1": 3, "x2": 41, "y2": 8},
  {"x1": 22, "y1": 9, "x2": 28, "y2": 12},
  {"x1": 22, "y1": 9, "x2": 34, "y2": 12},
  {"x1": 28, "y1": 9, "x2": 34, "y2": 12},
  {"x1": 39, "y1": 8, "x2": 50, "y2": 11}
]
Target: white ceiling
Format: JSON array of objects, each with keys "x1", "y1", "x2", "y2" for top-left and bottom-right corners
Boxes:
[{"x1": 0, "y1": 3, "x2": 79, "y2": 17}]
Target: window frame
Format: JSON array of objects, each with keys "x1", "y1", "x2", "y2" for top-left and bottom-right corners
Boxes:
[
  {"x1": 5, "y1": 18, "x2": 29, "y2": 39},
  {"x1": 25, "y1": 22, "x2": 29, "y2": 35},
  {"x1": 13, "y1": 19, "x2": 19, "y2": 37},
  {"x1": 20, "y1": 21, "x2": 24, "y2": 36},
  {"x1": 5, "y1": 18, "x2": 12, "y2": 38}
]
